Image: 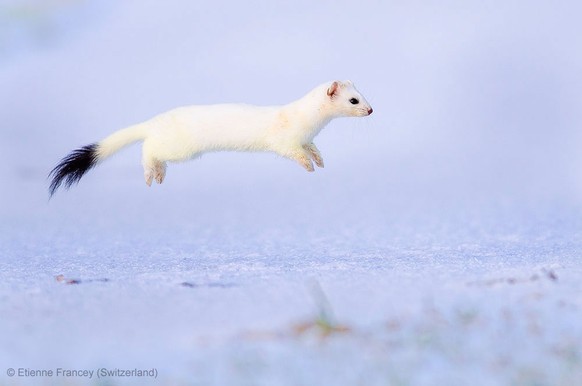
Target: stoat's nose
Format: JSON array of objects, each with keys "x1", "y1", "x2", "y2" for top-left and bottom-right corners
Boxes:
[{"x1": 367, "y1": 107, "x2": 373, "y2": 115}]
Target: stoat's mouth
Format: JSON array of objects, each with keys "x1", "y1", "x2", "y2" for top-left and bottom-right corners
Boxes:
[{"x1": 357, "y1": 107, "x2": 373, "y2": 116}]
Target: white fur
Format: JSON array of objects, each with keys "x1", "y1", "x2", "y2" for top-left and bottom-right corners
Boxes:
[{"x1": 94, "y1": 80, "x2": 372, "y2": 186}]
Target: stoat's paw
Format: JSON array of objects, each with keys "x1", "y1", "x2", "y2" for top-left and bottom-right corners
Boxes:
[
  {"x1": 312, "y1": 156, "x2": 324, "y2": 168},
  {"x1": 303, "y1": 159, "x2": 315, "y2": 172},
  {"x1": 154, "y1": 162, "x2": 167, "y2": 184},
  {"x1": 144, "y1": 160, "x2": 166, "y2": 186},
  {"x1": 304, "y1": 144, "x2": 324, "y2": 168},
  {"x1": 291, "y1": 152, "x2": 314, "y2": 172},
  {"x1": 145, "y1": 170, "x2": 154, "y2": 187}
]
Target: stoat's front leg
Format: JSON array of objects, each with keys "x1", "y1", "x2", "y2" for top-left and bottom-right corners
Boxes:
[
  {"x1": 303, "y1": 143, "x2": 324, "y2": 168},
  {"x1": 288, "y1": 148, "x2": 315, "y2": 172}
]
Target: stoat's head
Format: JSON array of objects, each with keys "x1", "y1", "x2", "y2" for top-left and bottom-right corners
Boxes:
[{"x1": 325, "y1": 80, "x2": 373, "y2": 117}]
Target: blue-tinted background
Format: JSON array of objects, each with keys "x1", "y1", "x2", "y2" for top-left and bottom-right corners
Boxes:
[{"x1": 1, "y1": 1, "x2": 581, "y2": 385}]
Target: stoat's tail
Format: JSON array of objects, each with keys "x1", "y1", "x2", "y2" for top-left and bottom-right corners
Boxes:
[{"x1": 49, "y1": 124, "x2": 147, "y2": 197}]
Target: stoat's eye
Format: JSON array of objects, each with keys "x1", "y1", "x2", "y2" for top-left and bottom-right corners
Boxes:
[{"x1": 349, "y1": 98, "x2": 359, "y2": 105}]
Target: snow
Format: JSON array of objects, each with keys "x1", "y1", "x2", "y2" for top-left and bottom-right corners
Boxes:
[{"x1": 1, "y1": 1, "x2": 582, "y2": 385}]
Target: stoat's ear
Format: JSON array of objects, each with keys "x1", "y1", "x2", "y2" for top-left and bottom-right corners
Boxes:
[{"x1": 327, "y1": 81, "x2": 340, "y2": 97}]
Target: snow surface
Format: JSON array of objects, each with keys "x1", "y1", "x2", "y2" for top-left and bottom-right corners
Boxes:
[{"x1": 1, "y1": 1, "x2": 582, "y2": 385}]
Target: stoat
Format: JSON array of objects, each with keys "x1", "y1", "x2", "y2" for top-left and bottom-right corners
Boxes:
[{"x1": 49, "y1": 80, "x2": 373, "y2": 196}]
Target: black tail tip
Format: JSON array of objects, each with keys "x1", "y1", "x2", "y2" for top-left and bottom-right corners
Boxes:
[{"x1": 49, "y1": 143, "x2": 99, "y2": 197}]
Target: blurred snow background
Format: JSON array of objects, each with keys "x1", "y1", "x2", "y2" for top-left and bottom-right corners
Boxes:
[{"x1": 1, "y1": 1, "x2": 581, "y2": 385}]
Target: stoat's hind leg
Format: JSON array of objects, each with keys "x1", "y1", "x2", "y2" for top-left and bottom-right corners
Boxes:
[
  {"x1": 143, "y1": 158, "x2": 167, "y2": 186},
  {"x1": 142, "y1": 138, "x2": 168, "y2": 186},
  {"x1": 153, "y1": 161, "x2": 167, "y2": 184}
]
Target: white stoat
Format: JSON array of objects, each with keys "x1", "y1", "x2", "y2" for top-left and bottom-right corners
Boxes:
[{"x1": 49, "y1": 80, "x2": 373, "y2": 196}]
